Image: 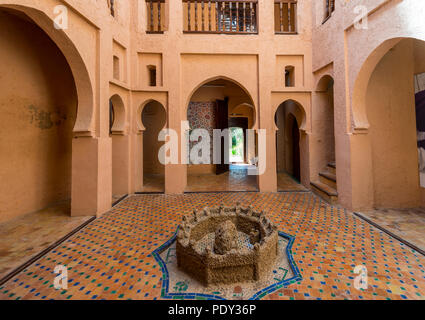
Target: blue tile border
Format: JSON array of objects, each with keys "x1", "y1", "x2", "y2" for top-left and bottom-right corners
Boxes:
[{"x1": 152, "y1": 228, "x2": 302, "y2": 300}]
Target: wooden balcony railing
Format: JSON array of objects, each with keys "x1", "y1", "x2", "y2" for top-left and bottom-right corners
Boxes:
[
  {"x1": 183, "y1": 0, "x2": 258, "y2": 34},
  {"x1": 146, "y1": 0, "x2": 166, "y2": 33},
  {"x1": 274, "y1": 0, "x2": 297, "y2": 34}
]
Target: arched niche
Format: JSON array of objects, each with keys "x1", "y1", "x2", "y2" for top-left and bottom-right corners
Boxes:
[
  {"x1": 141, "y1": 100, "x2": 167, "y2": 192},
  {"x1": 109, "y1": 94, "x2": 127, "y2": 134},
  {"x1": 0, "y1": 4, "x2": 95, "y2": 136}
]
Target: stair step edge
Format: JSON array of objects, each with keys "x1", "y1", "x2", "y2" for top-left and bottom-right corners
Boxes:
[
  {"x1": 311, "y1": 181, "x2": 338, "y2": 197},
  {"x1": 319, "y1": 172, "x2": 337, "y2": 182}
]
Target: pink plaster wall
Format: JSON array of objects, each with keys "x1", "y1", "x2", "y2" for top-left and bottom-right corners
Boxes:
[
  {"x1": 0, "y1": 11, "x2": 77, "y2": 222},
  {"x1": 366, "y1": 39, "x2": 420, "y2": 208}
]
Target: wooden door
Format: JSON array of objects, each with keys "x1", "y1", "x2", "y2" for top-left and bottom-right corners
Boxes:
[
  {"x1": 215, "y1": 98, "x2": 229, "y2": 175},
  {"x1": 292, "y1": 118, "x2": 301, "y2": 182}
]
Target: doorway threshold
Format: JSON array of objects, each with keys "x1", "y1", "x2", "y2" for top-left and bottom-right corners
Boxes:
[
  {"x1": 184, "y1": 190, "x2": 259, "y2": 194},
  {"x1": 354, "y1": 212, "x2": 425, "y2": 257}
]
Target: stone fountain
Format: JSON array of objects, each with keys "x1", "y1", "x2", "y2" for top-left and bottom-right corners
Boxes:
[{"x1": 176, "y1": 203, "x2": 278, "y2": 286}]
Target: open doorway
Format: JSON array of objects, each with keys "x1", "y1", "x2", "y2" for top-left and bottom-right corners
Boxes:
[
  {"x1": 229, "y1": 127, "x2": 245, "y2": 163},
  {"x1": 186, "y1": 78, "x2": 258, "y2": 192},
  {"x1": 229, "y1": 116, "x2": 249, "y2": 166},
  {"x1": 141, "y1": 100, "x2": 166, "y2": 193},
  {"x1": 0, "y1": 8, "x2": 78, "y2": 223},
  {"x1": 415, "y1": 72, "x2": 425, "y2": 187},
  {"x1": 310, "y1": 75, "x2": 338, "y2": 203},
  {"x1": 275, "y1": 100, "x2": 307, "y2": 192},
  {"x1": 290, "y1": 114, "x2": 301, "y2": 182}
]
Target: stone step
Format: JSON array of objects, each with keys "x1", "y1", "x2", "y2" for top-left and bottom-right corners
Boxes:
[
  {"x1": 327, "y1": 161, "x2": 336, "y2": 175},
  {"x1": 319, "y1": 171, "x2": 337, "y2": 189},
  {"x1": 311, "y1": 181, "x2": 338, "y2": 204}
]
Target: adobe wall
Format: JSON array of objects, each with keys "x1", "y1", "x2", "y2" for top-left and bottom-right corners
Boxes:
[
  {"x1": 0, "y1": 0, "x2": 122, "y2": 220},
  {"x1": 367, "y1": 39, "x2": 420, "y2": 208},
  {"x1": 275, "y1": 107, "x2": 286, "y2": 173},
  {"x1": 133, "y1": 0, "x2": 313, "y2": 193},
  {"x1": 0, "y1": 11, "x2": 77, "y2": 223},
  {"x1": 312, "y1": 0, "x2": 425, "y2": 210}
]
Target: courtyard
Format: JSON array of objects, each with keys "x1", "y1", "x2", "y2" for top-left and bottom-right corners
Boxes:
[
  {"x1": 1, "y1": 0, "x2": 425, "y2": 304},
  {"x1": 0, "y1": 192, "x2": 423, "y2": 300}
]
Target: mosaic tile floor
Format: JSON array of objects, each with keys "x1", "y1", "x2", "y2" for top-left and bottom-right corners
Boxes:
[
  {"x1": 0, "y1": 192, "x2": 424, "y2": 300},
  {"x1": 0, "y1": 202, "x2": 92, "y2": 281}
]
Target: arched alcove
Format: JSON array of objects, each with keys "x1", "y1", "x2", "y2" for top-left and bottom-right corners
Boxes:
[
  {"x1": 141, "y1": 100, "x2": 167, "y2": 192},
  {"x1": 0, "y1": 4, "x2": 95, "y2": 135},
  {"x1": 315, "y1": 75, "x2": 335, "y2": 173},
  {"x1": 109, "y1": 94, "x2": 129, "y2": 203},
  {"x1": 0, "y1": 7, "x2": 78, "y2": 222},
  {"x1": 366, "y1": 39, "x2": 425, "y2": 208},
  {"x1": 109, "y1": 94, "x2": 126, "y2": 134},
  {"x1": 185, "y1": 78, "x2": 258, "y2": 192},
  {"x1": 352, "y1": 38, "x2": 425, "y2": 209},
  {"x1": 274, "y1": 100, "x2": 308, "y2": 191}
]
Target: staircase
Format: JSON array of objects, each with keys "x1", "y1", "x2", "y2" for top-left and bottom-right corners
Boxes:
[{"x1": 311, "y1": 161, "x2": 338, "y2": 204}]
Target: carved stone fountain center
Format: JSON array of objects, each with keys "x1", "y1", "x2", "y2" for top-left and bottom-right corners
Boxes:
[{"x1": 176, "y1": 204, "x2": 278, "y2": 286}]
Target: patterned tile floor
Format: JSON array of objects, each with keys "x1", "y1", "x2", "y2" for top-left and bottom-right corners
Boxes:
[{"x1": 0, "y1": 192, "x2": 424, "y2": 300}]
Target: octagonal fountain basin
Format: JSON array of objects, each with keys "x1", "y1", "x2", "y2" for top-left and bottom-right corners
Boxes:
[{"x1": 176, "y1": 203, "x2": 278, "y2": 286}]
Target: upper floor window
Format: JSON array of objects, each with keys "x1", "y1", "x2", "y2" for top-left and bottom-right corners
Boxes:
[
  {"x1": 148, "y1": 65, "x2": 157, "y2": 86},
  {"x1": 146, "y1": 0, "x2": 166, "y2": 33},
  {"x1": 274, "y1": 0, "x2": 298, "y2": 34},
  {"x1": 323, "y1": 0, "x2": 335, "y2": 22},
  {"x1": 108, "y1": 0, "x2": 115, "y2": 17},
  {"x1": 113, "y1": 56, "x2": 120, "y2": 80},
  {"x1": 183, "y1": 0, "x2": 258, "y2": 34},
  {"x1": 109, "y1": 100, "x2": 115, "y2": 135},
  {"x1": 285, "y1": 66, "x2": 295, "y2": 87}
]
